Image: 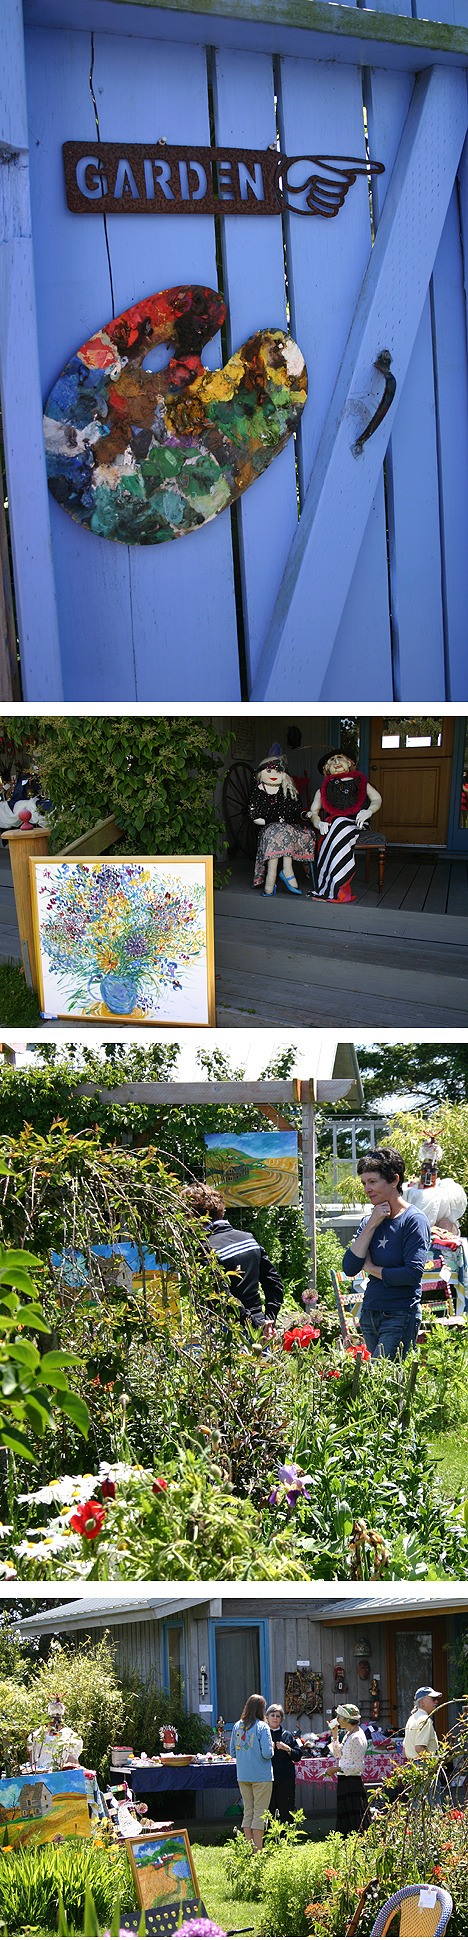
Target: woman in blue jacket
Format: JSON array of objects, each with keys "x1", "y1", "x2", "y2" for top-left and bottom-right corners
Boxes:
[{"x1": 230, "y1": 1694, "x2": 273, "y2": 1849}]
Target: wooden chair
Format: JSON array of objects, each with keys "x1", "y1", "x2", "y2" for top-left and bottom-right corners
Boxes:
[
  {"x1": 370, "y1": 1883, "x2": 453, "y2": 1936},
  {"x1": 355, "y1": 826, "x2": 386, "y2": 891}
]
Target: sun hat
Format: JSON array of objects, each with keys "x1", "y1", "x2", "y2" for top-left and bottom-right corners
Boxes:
[
  {"x1": 334, "y1": 1703, "x2": 361, "y2": 1724},
  {"x1": 317, "y1": 748, "x2": 355, "y2": 774}
]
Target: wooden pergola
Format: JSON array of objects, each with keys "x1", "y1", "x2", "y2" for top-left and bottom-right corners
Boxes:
[{"x1": 76, "y1": 1073, "x2": 357, "y2": 1276}]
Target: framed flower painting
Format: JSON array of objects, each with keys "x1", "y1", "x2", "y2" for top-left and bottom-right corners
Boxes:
[{"x1": 30, "y1": 856, "x2": 215, "y2": 1023}]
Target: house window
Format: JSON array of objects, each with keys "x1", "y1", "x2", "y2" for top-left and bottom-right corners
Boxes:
[
  {"x1": 380, "y1": 716, "x2": 443, "y2": 751},
  {"x1": 215, "y1": 1626, "x2": 261, "y2": 1724},
  {"x1": 395, "y1": 1631, "x2": 433, "y2": 1729},
  {"x1": 165, "y1": 1624, "x2": 185, "y2": 1709}
]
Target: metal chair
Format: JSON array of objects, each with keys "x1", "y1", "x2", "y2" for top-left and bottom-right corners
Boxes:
[{"x1": 370, "y1": 1883, "x2": 453, "y2": 1936}]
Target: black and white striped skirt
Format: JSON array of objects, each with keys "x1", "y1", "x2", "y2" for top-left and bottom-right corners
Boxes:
[{"x1": 316, "y1": 817, "x2": 359, "y2": 900}]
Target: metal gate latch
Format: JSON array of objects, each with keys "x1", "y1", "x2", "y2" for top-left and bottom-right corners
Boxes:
[{"x1": 353, "y1": 350, "x2": 396, "y2": 456}]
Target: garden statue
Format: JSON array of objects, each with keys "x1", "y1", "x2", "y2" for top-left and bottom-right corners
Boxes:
[
  {"x1": 212, "y1": 1717, "x2": 229, "y2": 1756},
  {"x1": 405, "y1": 1132, "x2": 468, "y2": 1313},
  {"x1": 27, "y1": 1698, "x2": 83, "y2": 1770},
  {"x1": 308, "y1": 748, "x2": 382, "y2": 902},
  {"x1": 159, "y1": 1725, "x2": 178, "y2": 1751},
  {"x1": 405, "y1": 1133, "x2": 467, "y2": 1235},
  {"x1": 249, "y1": 743, "x2": 316, "y2": 896}
]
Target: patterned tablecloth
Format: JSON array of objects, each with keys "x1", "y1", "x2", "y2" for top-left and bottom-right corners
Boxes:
[{"x1": 295, "y1": 1750, "x2": 404, "y2": 1786}]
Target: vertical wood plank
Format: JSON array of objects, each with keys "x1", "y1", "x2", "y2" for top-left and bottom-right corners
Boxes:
[
  {"x1": 0, "y1": 6, "x2": 62, "y2": 699},
  {"x1": 92, "y1": 30, "x2": 240, "y2": 701},
  {"x1": 277, "y1": 33, "x2": 393, "y2": 696},
  {"x1": 212, "y1": 47, "x2": 299, "y2": 693},
  {"x1": 252, "y1": 66, "x2": 468, "y2": 700},
  {"x1": 25, "y1": 25, "x2": 134, "y2": 700},
  {"x1": 365, "y1": 13, "x2": 446, "y2": 699}
]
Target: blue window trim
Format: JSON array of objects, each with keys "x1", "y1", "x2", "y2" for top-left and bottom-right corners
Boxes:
[
  {"x1": 162, "y1": 1619, "x2": 187, "y2": 1706},
  {"x1": 208, "y1": 1618, "x2": 270, "y2": 1727}
]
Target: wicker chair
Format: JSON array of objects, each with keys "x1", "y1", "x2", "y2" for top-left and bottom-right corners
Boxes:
[{"x1": 370, "y1": 1883, "x2": 453, "y2": 1936}]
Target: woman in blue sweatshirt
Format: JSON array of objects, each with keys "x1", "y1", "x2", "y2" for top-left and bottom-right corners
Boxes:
[
  {"x1": 230, "y1": 1694, "x2": 273, "y2": 1848},
  {"x1": 342, "y1": 1147, "x2": 430, "y2": 1361}
]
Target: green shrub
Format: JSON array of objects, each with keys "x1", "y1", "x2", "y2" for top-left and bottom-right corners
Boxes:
[
  {"x1": 259, "y1": 1832, "x2": 345, "y2": 1936},
  {"x1": 315, "y1": 1229, "x2": 344, "y2": 1302},
  {"x1": 26, "y1": 715, "x2": 228, "y2": 861},
  {"x1": 0, "y1": 1636, "x2": 125, "y2": 1784},
  {"x1": 0, "y1": 1837, "x2": 133, "y2": 1935},
  {"x1": 120, "y1": 1678, "x2": 211, "y2": 1758}
]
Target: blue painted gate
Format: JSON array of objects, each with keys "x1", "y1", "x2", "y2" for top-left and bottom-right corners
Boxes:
[{"x1": 2, "y1": 0, "x2": 468, "y2": 700}]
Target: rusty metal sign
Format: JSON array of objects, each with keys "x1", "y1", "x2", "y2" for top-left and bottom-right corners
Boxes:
[{"x1": 63, "y1": 142, "x2": 384, "y2": 218}]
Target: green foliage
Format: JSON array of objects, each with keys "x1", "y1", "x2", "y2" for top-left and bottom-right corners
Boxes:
[
  {"x1": 0, "y1": 962, "x2": 41, "y2": 1026},
  {"x1": 315, "y1": 1228, "x2": 345, "y2": 1301},
  {"x1": 358, "y1": 1040, "x2": 468, "y2": 1106},
  {"x1": 14, "y1": 1446, "x2": 303, "y2": 1581},
  {"x1": 19, "y1": 715, "x2": 228, "y2": 859},
  {"x1": 0, "y1": 1634, "x2": 126, "y2": 1782},
  {"x1": 0, "y1": 1836, "x2": 133, "y2": 1935},
  {"x1": 258, "y1": 1831, "x2": 345, "y2": 1937},
  {"x1": 0, "y1": 1240, "x2": 89, "y2": 1460},
  {"x1": 120, "y1": 1678, "x2": 211, "y2": 1757},
  {"x1": 225, "y1": 1814, "x2": 308, "y2": 1905},
  {"x1": 0, "y1": 1611, "x2": 34, "y2": 1684}
]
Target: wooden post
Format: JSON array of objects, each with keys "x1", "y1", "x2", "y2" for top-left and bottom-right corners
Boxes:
[
  {"x1": 300, "y1": 1080, "x2": 316, "y2": 1283},
  {"x1": 2, "y1": 826, "x2": 49, "y2": 988}
]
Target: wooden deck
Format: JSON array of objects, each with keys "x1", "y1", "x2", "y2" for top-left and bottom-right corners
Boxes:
[
  {"x1": 1, "y1": 846, "x2": 467, "y2": 1029},
  {"x1": 214, "y1": 852, "x2": 468, "y2": 1026}
]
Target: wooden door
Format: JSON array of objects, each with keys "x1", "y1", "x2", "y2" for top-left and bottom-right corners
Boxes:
[
  {"x1": 369, "y1": 717, "x2": 455, "y2": 844},
  {"x1": 386, "y1": 1616, "x2": 447, "y2": 1733}
]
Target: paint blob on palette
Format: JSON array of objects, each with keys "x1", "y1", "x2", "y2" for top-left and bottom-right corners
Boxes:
[{"x1": 43, "y1": 284, "x2": 307, "y2": 544}]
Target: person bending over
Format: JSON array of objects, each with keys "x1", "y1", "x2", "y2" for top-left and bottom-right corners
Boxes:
[
  {"x1": 185, "y1": 1184, "x2": 285, "y2": 1337},
  {"x1": 342, "y1": 1147, "x2": 430, "y2": 1360}
]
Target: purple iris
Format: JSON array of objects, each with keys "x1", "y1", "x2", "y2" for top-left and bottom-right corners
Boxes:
[{"x1": 271, "y1": 1462, "x2": 311, "y2": 1507}]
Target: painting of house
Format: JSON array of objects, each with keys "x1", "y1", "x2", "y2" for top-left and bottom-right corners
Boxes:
[{"x1": 0, "y1": 1767, "x2": 91, "y2": 1848}]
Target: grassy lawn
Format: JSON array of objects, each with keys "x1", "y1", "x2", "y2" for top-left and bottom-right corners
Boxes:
[
  {"x1": 431, "y1": 1429, "x2": 468, "y2": 1498},
  {"x1": 192, "y1": 1841, "x2": 266, "y2": 1936},
  {"x1": 0, "y1": 962, "x2": 41, "y2": 1025}
]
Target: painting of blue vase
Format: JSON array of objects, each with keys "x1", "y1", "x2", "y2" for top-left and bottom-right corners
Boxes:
[{"x1": 30, "y1": 856, "x2": 215, "y2": 1024}]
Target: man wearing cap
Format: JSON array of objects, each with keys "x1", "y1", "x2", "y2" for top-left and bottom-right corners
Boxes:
[{"x1": 404, "y1": 1688, "x2": 442, "y2": 1763}]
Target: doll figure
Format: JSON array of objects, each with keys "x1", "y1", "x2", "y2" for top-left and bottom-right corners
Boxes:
[
  {"x1": 249, "y1": 744, "x2": 316, "y2": 896},
  {"x1": 308, "y1": 750, "x2": 382, "y2": 903}
]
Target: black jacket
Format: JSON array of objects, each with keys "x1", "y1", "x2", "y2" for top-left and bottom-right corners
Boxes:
[
  {"x1": 270, "y1": 1727, "x2": 303, "y2": 1778},
  {"x1": 249, "y1": 783, "x2": 306, "y2": 828},
  {"x1": 205, "y1": 1219, "x2": 284, "y2": 1327}
]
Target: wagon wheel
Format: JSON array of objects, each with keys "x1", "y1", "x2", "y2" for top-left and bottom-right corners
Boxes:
[{"x1": 222, "y1": 760, "x2": 257, "y2": 858}]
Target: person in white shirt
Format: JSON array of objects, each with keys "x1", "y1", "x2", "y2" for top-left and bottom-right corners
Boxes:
[
  {"x1": 330, "y1": 1703, "x2": 371, "y2": 1837},
  {"x1": 404, "y1": 1686, "x2": 441, "y2": 1763}
]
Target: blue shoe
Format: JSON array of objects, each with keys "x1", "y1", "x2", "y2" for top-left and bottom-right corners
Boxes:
[
  {"x1": 262, "y1": 885, "x2": 277, "y2": 896},
  {"x1": 279, "y1": 870, "x2": 302, "y2": 894}
]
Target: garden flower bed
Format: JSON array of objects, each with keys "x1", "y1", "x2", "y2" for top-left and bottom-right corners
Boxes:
[{"x1": 0, "y1": 1119, "x2": 467, "y2": 1581}]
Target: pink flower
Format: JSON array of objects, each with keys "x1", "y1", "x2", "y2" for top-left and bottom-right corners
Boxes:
[{"x1": 178, "y1": 1924, "x2": 227, "y2": 1937}]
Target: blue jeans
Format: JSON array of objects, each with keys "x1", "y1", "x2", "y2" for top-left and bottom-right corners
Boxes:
[{"x1": 360, "y1": 1303, "x2": 421, "y2": 1361}]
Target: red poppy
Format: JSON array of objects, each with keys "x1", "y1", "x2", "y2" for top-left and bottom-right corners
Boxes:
[
  {"x1": 152, "y1": 1477, "x2": 168, "y2": 1495},
  {"x1": 283, "y1": 1325, "x2": 320, "y2": 1352},
  {"x1": 70, "y1": 1499, "x2": 106, "y2": 1541},
  {"x1": 345, "y1": 1344, "x2": 371, "y2": 1362},
  {"x1": 101, "y1": 1479, "x2": 116, "y2": 1500}
]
